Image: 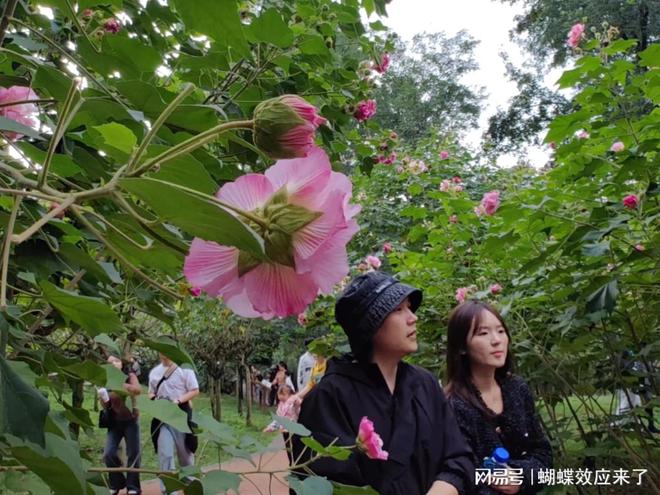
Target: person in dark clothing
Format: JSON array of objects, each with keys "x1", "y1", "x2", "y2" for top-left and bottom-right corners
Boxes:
[
  {"x1": 292, "y1": 272, "x2": 474, "y2": 495},
  {"x1": 445, "y1": 301, "x2": 552, "y2": 495}
]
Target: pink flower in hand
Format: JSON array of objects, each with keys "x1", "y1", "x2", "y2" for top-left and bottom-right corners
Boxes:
[
  {"x1": 567, "y1": 23, "x2": 585, "y2": 48},
  {"x1": 382, "y1": 242, "x2": 393, "y2": 254},
  {"x1": 354, "y1": 99, "x2": 377, "y2": 122},
  {"x1": 439, "y1": 150, "x2": 450, "y2": 160},
  {"x1": 455, "y1": 287, "x2": 469, "y2": 304},
  {"x1": 0, "y1": 85, "x2": 40, "y2": 141},
  {"x1": 622, "y1": 194, "x2": 638, "y2": 209},
  {"x1": 479, "y1": 191, "x2": 500, "y2": 216},
  {"x1": 490, "y1": 283, "x2": 502, "y2": 295},
  {"x1": 184, "y1": 146, "x2": 360, "y2": 319},
  {"x1": 373, "y1": 53, "x2": 391, "y2": 74},
  {"x1": 366, "y1": 255, "x2": 381, "y2": 270},
  {"x1": 254, "y1": 95, "x2": 326, "y2": 159},
  {"x1": 610, "y1": 141, "x2": 625, "y2": 152},
  {"x1": 357, "y1": 417, "x2": 389, "y2": 460}
]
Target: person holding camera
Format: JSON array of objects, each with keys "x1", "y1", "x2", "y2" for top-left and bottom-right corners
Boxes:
[
  {"x1": 148, "y1": 353, "x2": 199, "y2": 495},
  {"x1": 98, "y1": 355, "x2": 142, "y2": 495}
]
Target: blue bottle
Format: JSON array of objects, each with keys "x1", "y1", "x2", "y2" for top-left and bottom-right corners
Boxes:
[{"x1": 483, "y1": 447, "x2": 510, "y2": 469}]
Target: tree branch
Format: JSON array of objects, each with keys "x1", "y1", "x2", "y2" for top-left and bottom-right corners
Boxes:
[{"x1": 0, "y1": 196, "x2": 22, "y2": 310}]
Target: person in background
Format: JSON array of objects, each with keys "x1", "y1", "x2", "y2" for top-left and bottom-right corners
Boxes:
[
  {"x1": 292, "y1": 271, "x2": 474, "y2": 494},
  {"x1": 148, "y1": 353, "x2": 200, "y2": 495},
  {"x1": 445, "y1": 300, "x2": 552, "y2": 495},
  {"x1": 297, "y1": 338, "x2": 316, "y2": 392},
  {"x1": 99, "y1": 355, "x2": 142, "y2": 495},
  {"x1": 296, "y1": 352, "x2": 327, "y2": 401}
]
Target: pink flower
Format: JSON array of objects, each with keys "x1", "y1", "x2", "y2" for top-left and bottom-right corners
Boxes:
[
  {"x1": 297, "y1": 312, "x2": 308, "y2": 326},
  {"x1": 82, "y1": 8, "x2": 94, "y2": 19},
  {"x1": 0, "y1": 86, "x2": 39, "y2": 141},
  {"x1": 382, "y1": 242, "x2": 393, "y2": 254},
  {"x1": 373, "y1": 53, "x2": 391, "y2": 74},
  {"x1": 490, "y1": 283, "x2": 502, "y2": 295},
  {"x1": 408, "y1": 160, "x2": 428, "y2": 175},
  {"x1": 356, "y1": 417, "x2": 389, "y2": 460},
  {"x1": 383, "y1": 153, "x2": 396, "y2": 165},
  {"x1": 454, "y1": 184, "x2": 463, "y2": 192},
  {"x1": 366, "y1": 255, "x2": 381, "y2": 270},
  {"x1": 439, "y1": 150, "x2": 450, "y2": 160},
  {"x1": 395, "y1": 166, "x2": 404, "y2": 174},
  {"x1": 254, "y1": 95, "x2": 326, "y2": 159},
  {"x1": 449, "y1": 215, "x2": 458, "y2": 224},
  {"x1": 440, "y1": 180, "x2": 451, "y2": 192},
  {"x1": 452, "y1": 176, "x2": 462, "y2": 183},
  {"x1": 354, "y1": 99, "x2": 377, "y2": 122},
  {"x1": 635, "y1": 244, "x2": 645, "y2": 252},
  {"x1": 577, "y1": 130, "x2": 590, "y2": 139},
  {"x1": 622, "y1": 194, "x2": 638, "y2": 209},
  {"x1": 455, "y1": 287, "x2": 469, "y2": 304},
  {"x1": 103, "y1": 18, "x2": 121, "y2": 34},
  {"x1": 184, "y1": 146, "x2": 360, "y2": 319},
  {"x1": 479, "y1": 191, "x2": 500, "y2": 216},
  {"x1": 610, "y1": 141, "x2": 625, "y2": 152},
  {"x1": 567, "y1": 23, "x2": 585, "y2": 48},
  {"x1": 189, "y1": 287, "x2": 202, "y2": 297}
]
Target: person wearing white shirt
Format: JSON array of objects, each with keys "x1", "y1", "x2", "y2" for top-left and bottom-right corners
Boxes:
[
  {"x1": 297, "y1": 338, "x2": 315, "y2": 392},
  {"x1": 148, "y1": 353, "x2": 199, "y2": 495}
]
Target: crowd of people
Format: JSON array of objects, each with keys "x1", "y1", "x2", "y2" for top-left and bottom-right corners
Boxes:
[{"x1": 95, "y1": 270, "x2": 653, "y2": 495}]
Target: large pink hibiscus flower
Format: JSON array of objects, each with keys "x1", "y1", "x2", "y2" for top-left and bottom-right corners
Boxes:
[{"x1": 184, "y1": 146, "x2": 360, "y2": 319}]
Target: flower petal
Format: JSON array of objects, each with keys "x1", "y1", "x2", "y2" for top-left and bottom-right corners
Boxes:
[
  {"x1": 216, "y1": 173, "x2": 274, "y2": 212},
  {"x1": 244, "y1": 263, "x2": 318, "y2": 317},
  {"x1": 184, "y1": 239, "x2": 239, "y2": 297},
  {"x1": 293, "y1": 190, "x2": 347, "y2": 261}
]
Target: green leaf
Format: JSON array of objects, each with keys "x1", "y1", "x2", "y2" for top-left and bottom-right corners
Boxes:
[
  {"x1": 135, "y1": 395, "x2": 191, "y2": 432},
  {"x1": 289, "y1": 476, "x2": 333, "y2": 495},
  {"x1": 143, "y1": 335, "x2": 195, "y2": 367},
  {"x1": 0, "y1": 115, "x2": 42, "y2": 140},
  {"x1": 39, "y1": 281, "x2": 123, "y2": 336},
  {"x1": 148, "y1": 145, "x2": 217, "y2": 195},
  {"x1": 119, "y1": 177, "x2": 265, "y2": 259},
  {"x1": 172, "y1": 0, "x2": 250, "y2": 57},
  {"x1": 301, "y1": 436, "x2": 351, "y2": 460},
  {"x1": 0, "y1": 356, "x2": 49, "y2": 445},
  {"x1": 586, "y1": 280, "x2": 619, "y2": 314},
  {"x1": 2, "y1": 470, "x2": 50, "y2": 495},
  {"x1": 247, "y1": 9, "x2": 294, "y2": 48},
  {"x1": 332, "y1": 482, "x2": 379, "y2": 495},
  {"x1": 271, "y1": 413, "x2": 310, "y2": 436},
  {"x1": 639, "y1": 44, "x2": 660, "y2": 67},
  {"x1": 89, "y1": 122, "x2": 137, "y2": 156},
  {"x1": 93, "y1": 333, "x2": 122, "y2": 355},
  {"x1": 201, "y1": 470, "x2": 241, "y2": 494},
  {"x1": 8, "y1": 434, "x2": 86, "y2": 495}
]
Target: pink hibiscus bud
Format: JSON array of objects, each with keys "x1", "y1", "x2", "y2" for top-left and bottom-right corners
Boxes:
[
  {"x1": 103, "y1": 18, "x2": 121, "y2": 34},
  {"x1": 567, "y1": 23, "x2": 585, "y2": 48},
  {"x1": 366, "y1": 255, "x2": 381, "y2": 269},
  {"x1": 353, "y1": 99, "x2": 377, "y2": 122},
  {"x1": 479, "y1": 190, "x2": 500, "y2": 216},
  {"x1": 610, "y1": 141, "x2": 625, "y2": 152},
  {"x1": 449, "y1": 215, "x2": 458, "y2": 224},
  {"x1": 455, "y1": 287, "x2": 469, "y2": 304},
  {"x1": 382, "y1": 242, "x2": 393, "y2": 254},
  {"x1": 439, "y1": 150, "x2": 450, "y2": 160},
  {"x1": 189, "y1": 287, "x2": 202, "y2": 297},
  {"x1": 0, "y1": 85, "x2": 40, "y2": 141},
  {"x1": 253, "y1": 95, "x2": 327, "y2": 159},
  {"x1": 635, "y1": 244, "x2": 645, "y2": 252},
  {"x1": 622, "y1": 194, "x2": 638, "y2": 209},
  {"x1": 384, "y1": 153, "x2": 396, "y2": 165},
  {"x1": 356, "y1": 417, "x2": 389, "y2": 460},
  {"x1": 373, "y1": 53, "x2": 391, "y2": 74},
  {"x1": 82, "y1": 8, "x2": 94, "y2": 19},
  {"x1": 577, "y1": 130, "x2": 590, "y2": 139},
  {"x1": 440, "y1": 179, "x2": 451, "y2": 192},
  {"x1": 184, "y1": 146, "x2": 360, "y2": 319},
  {"x1": 376, "y1": 155, "x2": 385, "y2": 163},
  {"x1": 490, "y1": 283, "x2": 502, "y2": 295},
  {"x1": 452, "y1": 176, "x2": 462, "y2": 183},
  {"x1": 297, "y1": 312, "x2": 308, "y2": 326}
]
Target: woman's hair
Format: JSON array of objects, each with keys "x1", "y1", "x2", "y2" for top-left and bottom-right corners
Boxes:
[
  {"x1": 278, "y1": 361, "x2": 288, "y2": 371},
  {"x1": 444, "y1": 300, "x2": 515, "y2": 416}
]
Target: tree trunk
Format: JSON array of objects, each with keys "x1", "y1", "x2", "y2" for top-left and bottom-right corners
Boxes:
[
  {"x1": 70, "y1": 380, "x2": 84, "y2": 438},
  {"x1": 236, "y1": 364, "x2": 243, "y2": 416},
  {"x1": 244, "y1": 361, "x2": 252, "y2": 427},
  {"x1": 209, "y1": 375, "x2": 222, "y2": 422}
]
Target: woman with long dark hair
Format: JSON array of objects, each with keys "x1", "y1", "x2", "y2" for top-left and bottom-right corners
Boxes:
[{"x1": 445, "y1": 301, "x2": 552, "y2": 495}]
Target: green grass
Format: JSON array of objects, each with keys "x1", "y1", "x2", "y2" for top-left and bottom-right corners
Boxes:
[{"x1": 52, "y1": 386, "x2": 275, "y2": 481}]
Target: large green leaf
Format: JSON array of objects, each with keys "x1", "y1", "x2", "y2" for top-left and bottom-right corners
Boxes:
[
  {"x1": 40, "y1": 281, "x2": 123, "y2": 335},
  {"x1": 119, "y1": 177, "x2": 265, "y2": 258},
  {"x1": 586, "y1": 280, "x2": 619, "y2": 314},
  {"x1": 143, "y1": 335, "x2": 195, "y2": 367},
  {"x1": 289, "y1": 476, "x2": 333, "y2": 495},
  {"x1": 201, "y1": 470, "x2": 241, "y2": 494},
  {"x1": 8, "y1": 433, "x2": 86, "y2": 495},
  {"x1": 0, "y1": 356, "x2": 49, "y2": 445},
  {"x1": 172, "y1": 0, "x2": 250, "y2": 57},
  {"x1": 332, "y1": 483, "x2": 379, "y2": 495},
  {"x1": 135, "y1": 395, "x2": 191, "y2": 432},
  {"x1": 247, "y1": 9, "x2": 294, "y2": 48},
  {"x1": 147, "y1": 145, "x2": 217, "y2": 195}
]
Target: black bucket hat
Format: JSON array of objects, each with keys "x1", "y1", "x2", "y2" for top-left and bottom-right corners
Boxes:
[{"x1": 335, "y1": 271, "x2": 422, "y2": 360}]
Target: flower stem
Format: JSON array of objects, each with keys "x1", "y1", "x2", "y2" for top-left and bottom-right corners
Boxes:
[
  {"x1": 11, "y1": 196, "x2": 74, "y2": 244},
  {"x1": 0, "y1": 196, "x2": 22, "y2": 311}
]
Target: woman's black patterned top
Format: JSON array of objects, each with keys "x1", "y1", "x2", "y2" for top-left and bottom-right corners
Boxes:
[{"x1": 448, "y1": 374, "x2": 553, "y2": 494}]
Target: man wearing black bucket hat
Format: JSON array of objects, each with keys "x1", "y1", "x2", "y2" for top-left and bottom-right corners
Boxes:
[{"x1": 291, "y1": 271, "x2": 474, "y2": 494}]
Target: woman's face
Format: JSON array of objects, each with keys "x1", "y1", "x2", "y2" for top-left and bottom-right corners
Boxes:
[
  {"x1": 107, "y1": 356, "x2": 122, "y2": 370},
  {"x1": 466, "y1": 310, "x2": 508, "y2": 369},
  {"x1": 371, "y1": 297, "x2": 418, "y2": 358}
]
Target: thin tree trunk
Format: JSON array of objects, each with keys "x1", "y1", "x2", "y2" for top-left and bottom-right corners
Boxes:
[
  {"x1": 244, "y1": 361, "x2": 252, "y2": 427},
  {"x1": 70, "y1": 380, "x2": 84, "y2": 438},
  {"x1": 236, "y1": 365, "x2": 243, "y2": 416}
]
